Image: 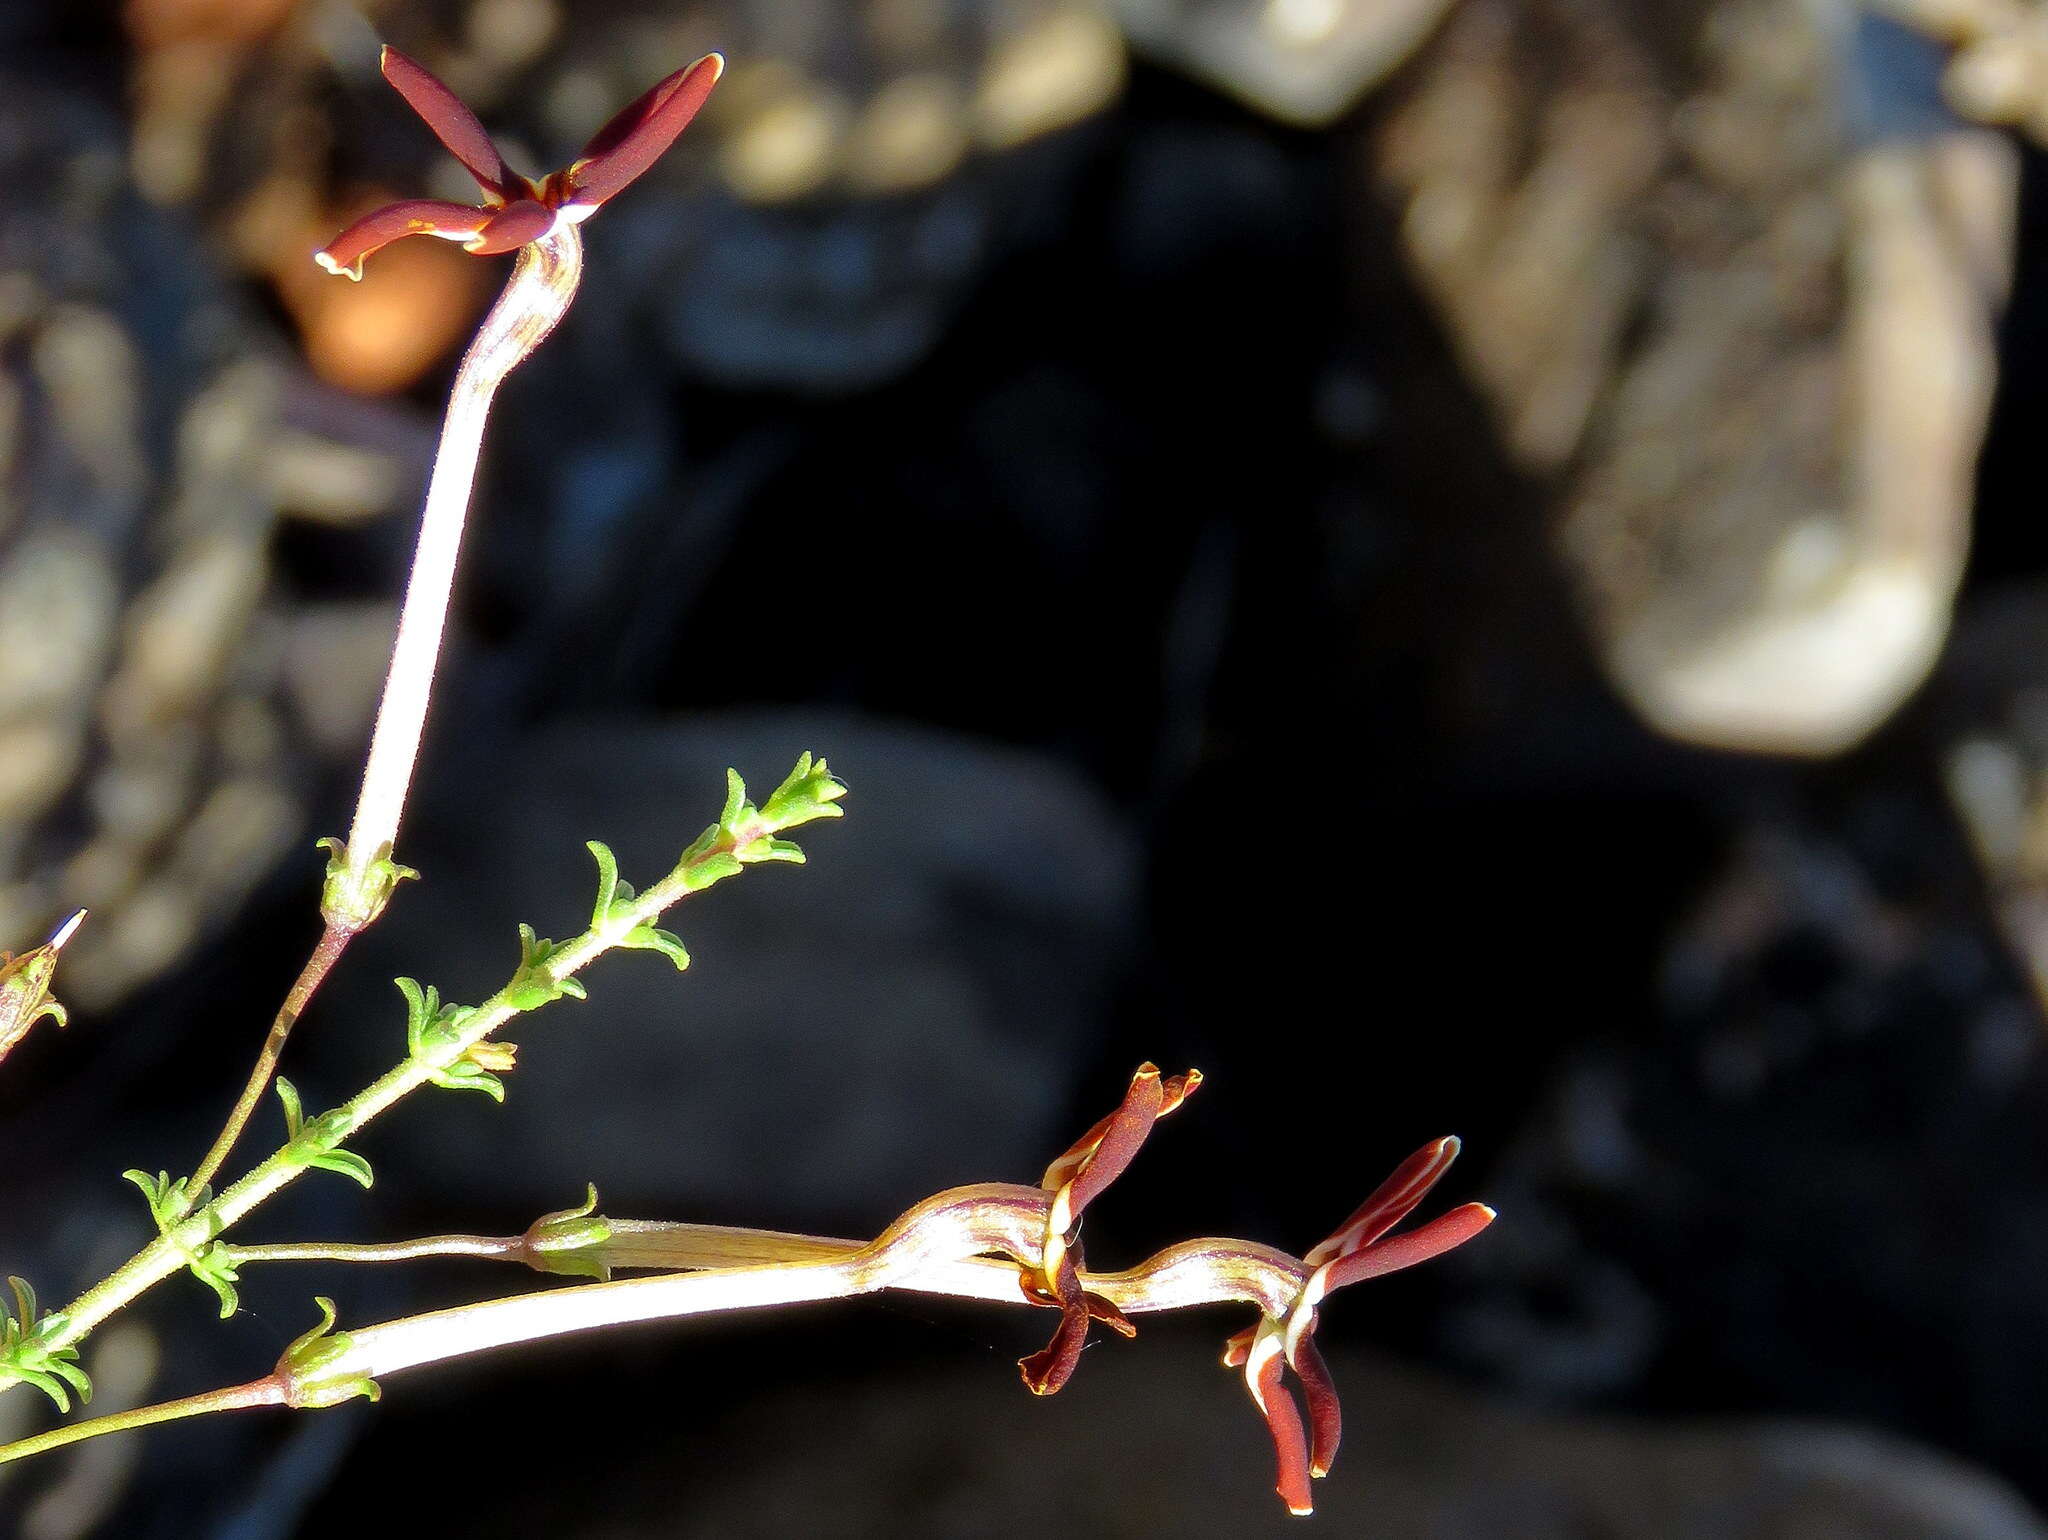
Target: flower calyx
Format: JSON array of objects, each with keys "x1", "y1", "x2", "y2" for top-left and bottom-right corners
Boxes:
[
  {"x1": 315, "y1": 45, "x2": 724, "y2": 281},
  {"x1": 277, "y1": 1297, "x2": 380, "y2": 1409},
  {"x1": 520, "y1": 1184, "x2": 616, "y2": 1280},
  {"x1": 316, "y1": 836, "x2": 417, "y2": 932},
  {"x1": 0, "y1": 910, "x2": 83, "y2": 1067}
]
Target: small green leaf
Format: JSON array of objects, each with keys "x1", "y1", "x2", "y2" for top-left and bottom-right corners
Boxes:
[
  {"x1": 0, "y1": 1277, "x2": 91, "y2": 1410},
  {"x1": 275, "y1": 1076, "x2": 306, "y2": 1139},
  {"x1": 760, "y1": 752, "x2": 847, "y2": 831},
  {"x1": 680, "y1": 850, "x2": 743, "y2": 893},
  {"x1": 309, "y1": 1150, "x2": 375, "y2": 1189},
  {"x1": 719, "y1": 768, "x2": 747, "y2": 830},
  {"x1": 191, "y1": 1253, "x2": 242, "y2": 1319},
  {"x1": 618, "y1": 924, "x2": 690, "y2": 971},
  {"x1": 736, "y1": 835, "x2": 807, "y2": 866},
  {"x1": 587, "y1": 839, "x2": 644, "y2": 931},
  {"x1": 505, "y1": 924, "x2": 584, "y2": 1010},
  {"x1": 433, "y1": 1060, "x2": 506, "y2": 1102},
  {"x1": 8, "y1": 1276, "x2": 37, "y2": 1330}
]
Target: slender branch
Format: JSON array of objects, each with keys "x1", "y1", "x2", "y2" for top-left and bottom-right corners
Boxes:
[
  {"x1": 184, "y1": 921, "x2": 355, "y2": 1204},
  {"x1": 0, "y1": 1235, "x2": 1216, "y2": 1468},
  {"x1": 5, "y1": 775, "x2": 836, "y2": 1387},
  {"x1": 229, "y1": 1223, "x2": 859, "y2": 1274},
  {"x1": 229, "y1": 1235, "x2": 521, "y2": 1268},
  {"x1": 286, "y1": 1189, "x2": 1293, "y2": 1393},
  {"x1": 0, "y1": 1378, "x2": 283, "y2": 1466}
]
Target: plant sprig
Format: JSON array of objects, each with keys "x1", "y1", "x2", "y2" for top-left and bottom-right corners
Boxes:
[{"x1": 0, "y1": 755, "x2": 844, "y2": 1393}]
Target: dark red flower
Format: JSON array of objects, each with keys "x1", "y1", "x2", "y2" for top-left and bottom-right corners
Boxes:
[
  {"x1": 1220, "y1": 1137, "x2": 1494, "y2": 1515},
  {"x1": 1018, "y1": 1063, "x2": 1201, "y2": 1394},
  {"x1": 316, "y1": 45, "x2": 723, "y2": 281}
]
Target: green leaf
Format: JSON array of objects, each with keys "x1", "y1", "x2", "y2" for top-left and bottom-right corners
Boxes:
[
  {"x1": 123, "y1": 1169, "x2": 210, "y2": 1232},
  {"x1": 433, "y1": 1060, "x2": 506, "y2": 1102},
  {"x1": 719, "y1": 768, "x2": 747, "y2": 830},
  {"x1": 190, "y1": 1250, "x2": 242, "y2": 1319},
  {"x1": 123, "y1": 1177, "x2": 240, "y2": 1316},
  {"x1": 275, "y1": 1076, "x2": 306, "y2": 1139},
  {"x1": 586, "y1": 839, "x2": 644, "y2": 931},
  {"x1": 760, "y1": 752, "x2": 847, "y2": 831},
  {"x1": 0, "y1": 1277, "x2": 91, "y2": 1410},
  {"x1": 308, "y1": 1150, "x2": 375, "y2": 1189},
  {"x1": 504, "y1": 924, "x2": 584, "y2": 1009},
  {"x1": 618, "y1": 924, "x2": 690, "y2": 971}
]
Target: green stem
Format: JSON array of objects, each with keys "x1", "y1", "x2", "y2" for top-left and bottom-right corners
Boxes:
[
  {"x1": 0, "y1": 1377, "x2": 284, "y2": 1465},
  {"x1": 11, "y1": 806, "x2": 794, "y2": 1386}
]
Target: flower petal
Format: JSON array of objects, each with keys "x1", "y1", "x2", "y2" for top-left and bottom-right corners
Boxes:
[
  {"x1": 469, "y1": 199, "x2": 556, "y2": 254},
  {"x1": 1247, "y1": 1333, "x2": 1315, "y2": 1516},
  {"x1": 1041, "y1": 1065, "x2": 1200, "y2": 1219},
  {"x1": 1322, "y1": 1201, "x2": 1495, "y2": 1291},
  {"x1": 380, "y1": 46, "x2": 513, "y2": 196},
  {"x1": 1290, "y1": 1333, "x2": 1342, "y2": 1480},
  {"x1": 561, "y1": 52, "x2": 724, "y2": 208},
  {"x1": 314, "y1": 199, "x2": 496, "y2": 280},
  {"x1": 1048, "y1": 1064, "x2": 1164, "y2": 1214},
  {"x1": 1017, "y1": 1254, "x2": 1092, "y2": 1395},
  {"x1": 1304, "y1": 1136, "x2": 1461, "y2": 1268}
]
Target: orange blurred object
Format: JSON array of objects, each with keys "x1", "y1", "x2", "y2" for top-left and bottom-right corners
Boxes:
[
  {"x1": 273, "y1": 193, "x2": 490, "y2": 395},
  {"x1": 125, "y1": 0, "x2": 295, "y2": 49}
]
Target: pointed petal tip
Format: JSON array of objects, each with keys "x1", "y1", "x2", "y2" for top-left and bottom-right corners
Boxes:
[
  {"x1": 49, "y1": 910, "x2": 85, "y2": 949},
  {"x1": 376, "y1": 44, "x2": 512, "y2": 195},
  {"x1": 312, "y1": 248, "x2": 362, "y2": 281},
  {"x1": 564, "y1": 50, "x2": 726, "y2": 206}
]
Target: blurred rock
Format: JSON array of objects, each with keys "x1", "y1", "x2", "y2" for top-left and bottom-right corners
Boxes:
[
  {"x1": 1117, "y1": 0, "x2": 1455, "y2": 125},
  {"x1": 1447, "y1": 795, "x2": 2048, "y2": 1488},
  {"x1": 1928, "y1": 579, "x2": 2048, "y2": 1031},
  {"x1": 1365, "y1": 0, "x2": 2013, "y2": 755},
  {"x1": 1880, "y1": 0, "x2": 2048, "y2": 142},
  {"x1": 0, "y1": 77, "x2": 319, "y2": 1008},
  {"x1": 317, "y1": 710, "x2": 1138, "y2": 1225}
]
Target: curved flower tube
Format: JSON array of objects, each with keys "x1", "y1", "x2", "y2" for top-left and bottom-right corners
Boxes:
[
  {"x1": 1215, "y1": 1137, "x2": 1496, "y2": 1514},
  {"x1": 1021, "y1": 1063, "x2": 1201, "y2": 1393}
]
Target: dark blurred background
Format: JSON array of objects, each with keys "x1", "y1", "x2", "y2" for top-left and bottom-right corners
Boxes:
[{"x1": 8, "y1": 0, "x2": 2048, "y2": 1533}]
